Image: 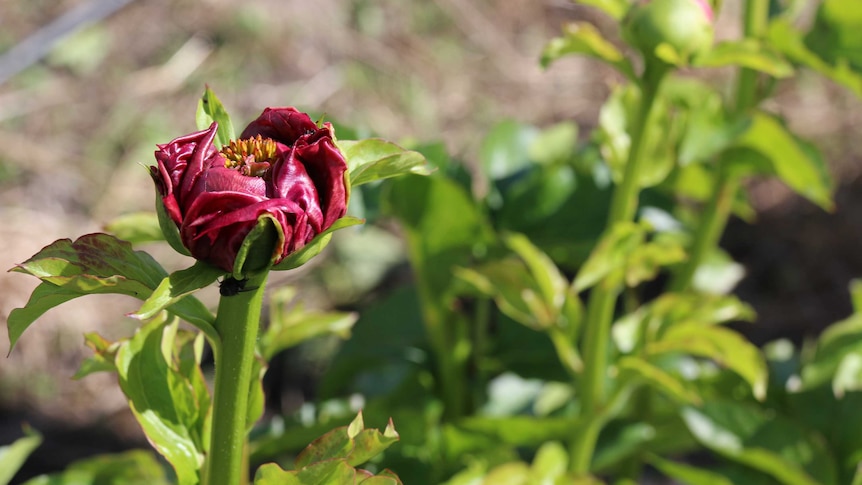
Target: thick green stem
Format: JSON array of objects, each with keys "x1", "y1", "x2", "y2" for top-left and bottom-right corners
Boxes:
[
  {"x1": 205, "y1": 272, "x2": 268, "y2": 485},
  {"x1": 570, "y1": 66, "x2": 666, "y2": 474},
  {"x1": 671, "y1": 0, "x2": 769, "y2": 292}
]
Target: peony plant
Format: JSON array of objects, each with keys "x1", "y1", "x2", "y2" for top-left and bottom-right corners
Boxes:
[{"x1": 6, "y1": 87, "x2": 430, "y2": 485}]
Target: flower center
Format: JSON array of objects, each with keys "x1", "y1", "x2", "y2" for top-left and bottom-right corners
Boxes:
[{"x1": 221, "y1": 135, "x2": 278, "y2": 178}]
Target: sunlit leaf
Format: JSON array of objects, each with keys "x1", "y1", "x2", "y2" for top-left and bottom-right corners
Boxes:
[
  {"x1": 104, "y1": 212, "x2": 165, "y2": 245},
  {"x1": 0, "y1": 428, "x2": 41, "y2": 485},
  {"x1": 647, "y1": 454, "x2": 735, "y2": 485},
  {"x1": 681, "y1": 401, "x2": 836, "y2": 485},
  {"x1": 293, "y1": 412, "x2": 399, "y2": 469},
  {"x1": 21, "y1": 450, "x2": 170, "y2": 485},
  {"x1": 618, "y1": 356, "x2": 702, "y2": 404},
  {"x1": 115, "y1": 316, "x2": 209, "y2": 485},
  {"x1": 541, "y1": 22, "x2": 635, "y2": 79},
  {"x1": 338, "y1": 139, "x2": 433, "y2": 187},
  {"x1": 272, "y1": 217, "x2": 364, "y2": 271},
  {"x1": 254, "y1": 460, "x2": 357, "y2": 485},
  {"x1": 800, "y1": 312, "x2": 862, "y2": 392},
  {"x1": 259, "y1": 287, "x2": 358, "y2": 360},
  {"x1": 529, "y1": 441, "x2": 568, "y2": 482},
  {"x1": 694, "y1": 39, "x2": 794, "y2": 77},
  {"x1": 196, "y1": 86, "x2": 235, "y2": 148},
  {"x1": 648, "y1": 324, "x2": 767, "y2": 400},
  {"x1": 573, "y1": 222, "x2": 644, "y2": 291}
]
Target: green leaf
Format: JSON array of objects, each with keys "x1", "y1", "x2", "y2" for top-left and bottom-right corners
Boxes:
[
  {"x1": 625, "y1": 233, "x2": 687, "y2": 287},
  {"x1": 294, "y1": 412, "x2": 399, "y2": 469},
  {"x1": 0, "y1": 428, "x2": 42, "y2": 485},
  {"x1": 618, "y1": 356, "x2": 702, "y2": 404},
  {"x1": 768, "y1": 19, "x2": 862, "y2": 96},
  {"x1": 804, "y1": 0, "x2": 862, "y2": 72},
  {"x1": 115, "y1": 316, "x2": 209, "y2": 485},
  {"x1": 104, "y1": 212, "x2": 165, "y2": 245},
  {"x1": 259, "y1": 287, "x2": 358, "y2": 360},
  {"x1": 196, "y1": 86, "x2": 235, "y2": 148},
  {"x1": 272, "y1": 217, "x2": 365, "y2": 271},
  {"x1": 647, "y1": 454, "x2": 735, "y2": 485},
  {"x1": 801, "y1": 313, "x2": 862, "y2": 392},
  {"x1": 7, "y1": 234, "x2": 168, "y2": 351},
  {"x1": 255, "y1": 460, "x2": 357, "y2": 485},
  {"x1": 573, "y1": 222, "x2": 644, "y2": 291},
  {"x1": 338, "y1": 139, "x2": 433, "y2": 187},
  {"x1": 21, "y1": 450, "x2": 170, "y2": 485},
  {"x1": 572, "y1": 0, "x2": 628, "y2": 20},
  {"x1": 504, "y1": 233, "x2": 568, "y2": 317},
  {"x1": 694, "y1": 39, "x2": 794, "y2": 77},
  {"x1": 73, "y1": 332, "x2": 120, "y2": 379},
  {"x1": 529, "y1": 441, "x2": 568, "y2": 483},
  {"x1": 728, "y1": 112, "x2": 834, "y2": 210},
  {"x1": 527, "y1": 122, "x2": 578, "y2": 165},
  {"x1": 479, "y1": 121, "x2": 538, "y2": 182},
  {"x1": 451, "y1": 416, "x2": 577, "y2": 447},
  {"x1": 541, "y1": 22, "x2": 635, "y2": 79},
  {"x1": 131, "y1": 261, "x2": 222, "y2": 335},
  {"x1": 648, "y1": 324, "x2": 767, "y2": 400},
  {"x1": 681, "y1": 401, "x2": 836, "y2": 485}
]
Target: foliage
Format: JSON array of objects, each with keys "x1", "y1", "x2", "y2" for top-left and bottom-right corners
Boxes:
[{"x1": 6, "y1": 0, "x2": 862, "y2": 484}]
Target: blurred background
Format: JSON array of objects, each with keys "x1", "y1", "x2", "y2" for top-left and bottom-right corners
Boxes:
[{"x1": 1, "y1": 0, "x2": 861, "y2": 480}]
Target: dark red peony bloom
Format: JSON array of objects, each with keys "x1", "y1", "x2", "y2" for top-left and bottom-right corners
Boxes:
[{"x1": 151, "y1": 107, "x2": 349, "y2": 273}]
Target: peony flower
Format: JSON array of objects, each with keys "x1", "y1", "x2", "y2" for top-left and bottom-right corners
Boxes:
[{"x1": 151, "y1": 107, "x2": 349, "y2": 273}]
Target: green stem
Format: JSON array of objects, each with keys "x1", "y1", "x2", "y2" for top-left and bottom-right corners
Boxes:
[
  {"x1": 205, "y1": 272, "x2": 269, "y2": 485},
  {"x1": 670, "y1": 0, "x2": 769, "y2": 292},
  {"x1": 570, "y1": 65, "x2": 667, "y2": 475}
]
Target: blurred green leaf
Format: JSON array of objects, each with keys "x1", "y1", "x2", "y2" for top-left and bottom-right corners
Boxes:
[
  {"x1": 529, "y1": 441, "x2": 568, "y2": 483},
  {"x1": 272, "y1": 216, "x2": 365, "y2": 271},
  {"x1": 527, "y1": 122, "x2": 578, "y2": 166},
  {"x1": 104, "y1": 212, "x2": 165, "y2": 245},
  {"x1": 804, "y1": 0, "x2": 862, "y2": 72},
  {"x1": 339, "y1": 139, "x2": 433, "y2": 187},
  {"x1": 728, "y1": 112, "x2": 834, "y2": 210},
  {"x1": 73, "y1": 332, "x2": 120, "y2": 379},
  {"x1": 21, "y1": 450, "x2": 169, "y2": 485},
  {"x1": 196, "y1": 86, "x2": 235, "y2": 148},
  {"x1": 647, "y1": 454, "x2": 735, "y2": 485},
  {"x1": 694, "y1": 39, "x2": 794, "y2": 77},
  {"x1": 801, "y1": 312, "x2": 862, "y2": 393},
  {"x1": 115, "y1": 316, "x2": 209, "y2": 485},
  {"x1": 259, "y1": 287, "x2": 358, "y2": 360},
  {"x1": 681, "y1": 401, "x2": 836, "y2": 485},
  {"x1": 625, "y1": 233, "x2": 687, "y2": 287},
  {"x1": 768, "y1": 19, "x2": 862, "y2": 96},
  {"x1": 574, "y1": 222, "x2": 644, "y2": 291},
  {"x1": 573, "y1": 0, "x2": 628, "y2": 19},
  {"x1": 691, "y1": 248, "x2": 746, "y2": 295},
  {"x1": 618, "y1": 356, "x2": 702, "y2": 404},
  {"x1": 7, "y1": 234, "x2": 167, "y2": 351},
  {"x1": 0, "y1": 428, "x2": 41, "y2": 485},
  {"x1": 541, "y1": 23, "x2": 635, "y2": 79},
  {"x1": 451, "y1": 416, "x2": 577, "y2": 447},
  {"x1": 254, "y1": 460, "x2": 357, "y2": 485},
  {"x1": 480, "y1": 121, "x2": 539, "y2": 182},
  {"x1": 648, "y1": 324, "x2": 767, "y2": 400}
]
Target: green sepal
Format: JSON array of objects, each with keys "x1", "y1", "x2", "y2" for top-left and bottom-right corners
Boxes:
[
  {"x1": 232, "y1": 215, "x2": 281, "y2": 280},
  {"x1": 195, "y1": 86, "x2": 235, "y2": 149},
  {"x1": 154, "y1": 188, "x2": 191, "y2": 256},
  {"x1": 338, "y1": 139, "x2": 433, "y2": 187},
  {"x1": 271, "y1": 216, "x2": 365, "y2": 272}
]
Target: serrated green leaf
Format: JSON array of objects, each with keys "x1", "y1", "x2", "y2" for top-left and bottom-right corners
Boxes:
[
  {"x1": 0, "y1": 428, "x2": 42, "y2": 485},
  {"x1": 338, "y1": 139, "x2": 433, "y2": 187},
  {"x1": 272, "y1": 216, "x2": 364, "y2": 271},
  {"x1": 541, "y1": 22, "x2": 635, "y2": 79},
  {"x1": 294, "y1": 413, "x2": 398, "y2": 470},
  {"x1": 255, "y1": 460, "x2": 357, "y2": 485},
  {"x1": 196, "y1": 86, "x2": 235, "y2": 148},
  {"x1": 104, "y1": 211, "x2": 165, "y2": 245},
  {"x1": 694, "y1": 39, "x2": 794, "y2": 77},
  {"x1": 7, "y1": 234, "x2": 169, "y2": 351}
]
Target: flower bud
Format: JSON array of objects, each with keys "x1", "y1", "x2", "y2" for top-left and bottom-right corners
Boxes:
[
  {"x1": 623, "y1": 0, "x2": 714, "y2": 65},
  {"x1": 151, "y1": 108, "x2": 349, "y2": 274}
]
